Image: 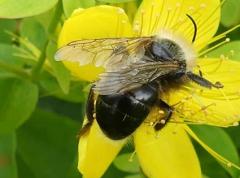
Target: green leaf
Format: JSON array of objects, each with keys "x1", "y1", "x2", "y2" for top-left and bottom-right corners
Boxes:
[
  {"x1": 103, "y1": 164, "x2": 127, "y2": 178},
  {"x1": 20, "y1": 18, "x2": 47, "y2": 51},
  {"x1": 0, "y1": 0, "x2": 58, "y2": 18},
  {"x1": 221, "y1": 0, "x2": 240, "y2": 27},
  {"x1": 0, "y1": 19, "x2": 17, "y2": 44},
  {"x1": 79, "y1": 0, "x2": 95, "y2": 8},
  {"x1": 190, "y1": 125, "x2": 240, "y2": 178},
  {"x1": 16, "y1": 108, "x2": 80, "y2": 178},
  {"x1": 62, "y1": 0, "x2": 95, "y2": 17},
  {"x1": 40, "y1": 71, "x2": 87, "y2": 103},
  {"x1": 16, "y1": 154, "x2": 35, "y2": 178},
  {"x1": 97, "y1": 0, "x2": 135, "y2": 3},
  {"x1": 0, "y1": 43, "x2": 25, "y2": 66},
  {"x1": 34, "y1": 9, "x2": 54, "y2": 31},
  {"x1": 0, "y1": 133, "x2": 17, "y2": 178},
  {"x1": 38, "y1": 96, "x2": 85, "y2": 123},
  {"x1": 66, "y1": 156, "x2": 82, "y2": 178},
  {"x1": 226, "y1": 126, "x2": 240, "y2": 149},
  {"x1": 124, "y1": 174, "x2": 145, "y2": 178},
  {"x1": 206, "y1": 41, "x2": 240, "y2": 60},
  {"x1": 62, "y1": 0, "x2": 81, "y2": 18},
  {"x1": 114, "y1": 153, "x2": 140, "y2": 173},
  {"x1": 194, "y1": 142, "x2": 232, "y2": 178},
  {"x1": 0, "y1": 43, "x2": 26, "y2": 77},
  {"x1": 0, "y1": 77, "x2": 38, "y2": 134},
  {"x1": 46, "y1": 41, "x2": 70, "y2": 94}
]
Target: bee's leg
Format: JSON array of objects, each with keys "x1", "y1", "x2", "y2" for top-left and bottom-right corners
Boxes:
[
  {"x1": 154, "y1": 99, "x2": 172, "y2": 131},
  {"x1": 79, "y1": 85, "x2": 95, "y2": 136},
  {"x1": 196, "y1": 65, "x2": 203, "y2": 77},
  {"x1": 186, "y1": 71, "x2": 224, "y2": 89},
  {"x1": 86, "y1": 85, "x2": 95, "y2": 123}
]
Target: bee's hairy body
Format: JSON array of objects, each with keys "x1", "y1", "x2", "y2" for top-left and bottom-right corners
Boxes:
[
  {"x1": 55, "y1": 15, "x2": 223, "y2": 140},
  {"x1": 96, "y1": 83, "x2": 158, "y2": 140},
  {"x1": 87, "y1": 38, "x2": 190, "y2": 140}
]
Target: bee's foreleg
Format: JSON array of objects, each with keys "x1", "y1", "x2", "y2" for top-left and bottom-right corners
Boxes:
[
  {"x1": 186, "y1": 71, "x2": 224, "y2": 89},
  {"x1": 154, "y1": 99, "x2": 172, "y2": 131}
]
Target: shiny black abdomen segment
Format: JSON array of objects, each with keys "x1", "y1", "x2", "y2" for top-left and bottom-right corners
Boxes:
[{"x1": 96, "y1": 84, "x2": 158, "y2": 140}]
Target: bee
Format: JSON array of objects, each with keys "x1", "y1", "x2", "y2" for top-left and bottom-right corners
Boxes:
[{"x1": 55, "y1": 15, "x2": 223, "y2": 140}]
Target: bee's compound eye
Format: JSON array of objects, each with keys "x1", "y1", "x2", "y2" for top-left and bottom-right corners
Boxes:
[
  {"x1": 148, "y1": 39, "x2": 185, "y2": 62},
  {"x1": 151, "y1": 41, "x2": 174, "y2": 60}
]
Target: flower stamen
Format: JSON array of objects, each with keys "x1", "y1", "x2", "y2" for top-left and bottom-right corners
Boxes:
[
  {"x1": 150, "y1": 0, "x2": 167, "y2": 34},
  {"x1": 168, "y1": 6, "x2": 180, "y2": 30},
  {"x1": 185, "y1": 126, "x2": 240, "y2": 170},
  {"x1": 128, "y1": 151, "x2": 136, "y2": 162},
  {"x1": 151, "y1": 13, "x2": 161, "y2": 35},
  {"x1": 140, "y1": 10, "x2": 145, "y2": 36},
  {"x1": 218, "y1": 89, "x2": 238, "y2": 114},
  {"x1": 167, "y1": 6, "x2": 178, "y2": 29},
  {"x1": 197, "y1": 0, "x2": 225, "y2": 34},
  {"x1": 230, "y1": 50, "x2": 235, "y2": 57},
  {"x1": 171, "y1": 0, "x2": 184, "y2": 29},
  {"x1": 207, "y1": 24, "x2": 240, "y2": 45},
  {"x1": 233, "y1": 121, "x2": 239, "y2": 126},
  {"x1": 199, "y1": 38, "x2": 230, "y2": 57},
  {"x1": 148, "y1": 3, "x2": 155, "y2": 34},
  {"x1": 116, "y1": 8, "x2": 124, "y2": 37},
  {"x1": 204, "y1": 55, "x2": 224, "y2": 74},
  {"x1": 197, "y1": 16, "x2": 218, "y2": 38},
  {"x1": 171, "y1": 4, "x2": 203, "y2": 34},
  {"x1": 133, "y1": 21, "x2": 140, "y2": 35},
  {"x1": 172, "y1": 95, "x2": 193, "y2": 107},
  {"x1": 193, "y1": 1, "x2": 227, "y2": 48},
  {"x1": 120, "y1": 20, "x2": 127, "y2": 37},
  {"x1": 161, "y1": 8, "x2": 171, "y2": 32},
  {"x1": 158, "y1": 110, "x2": 165, "y2": 114}
]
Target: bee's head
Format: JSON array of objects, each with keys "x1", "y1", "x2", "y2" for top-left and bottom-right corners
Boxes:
[
  {"x1": 154, "y1": 30, "x2": 196, "y2": 72},
  {"x1": 150, "y1": 38, "x2": 185, "y2": 62}
]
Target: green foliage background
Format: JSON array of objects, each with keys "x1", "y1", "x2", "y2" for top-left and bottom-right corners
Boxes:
[{"x1": 0, "y1": 0, "x2": 240, "y2": 178}]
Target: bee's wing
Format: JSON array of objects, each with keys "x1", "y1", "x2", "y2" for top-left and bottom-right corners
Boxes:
[
  {"x1": 55, "y1": 37, "x2": 179, "y2": 95},
  {"x1": 94, "y1": 60, "x2": 179, "y2": 95},
  {"x1": 55, "y1": 37, "x2": 152, "y2": 69}
]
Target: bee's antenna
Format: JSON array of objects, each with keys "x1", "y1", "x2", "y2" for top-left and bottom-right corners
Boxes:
[{"x1": 186, "y1": 14, "x2": 197, "y2": 43}]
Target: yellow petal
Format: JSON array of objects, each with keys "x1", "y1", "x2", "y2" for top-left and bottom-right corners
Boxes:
[
  {"x1": 165, "y1": 58, "x2": 240, "y2": 127},
  {"x1": 133, "y1": 0, "x2": 220, "y2": 51},
  {"x1": 115, "y1": 1, "x2": 138, "y2": 22},
  {"x1": 78, "y1": 119, "x2": 126, "y2": 178},
  {"x1": 58, "y1": 5, "x2": 133, "y2": 81},
  {"x1": 134, "y1": 109, "x2": 201, "y2": 178}
]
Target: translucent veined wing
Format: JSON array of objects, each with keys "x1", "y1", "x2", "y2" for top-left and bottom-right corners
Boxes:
[
  {"x1": 55, "y1": 36, "x2": 182, "y2": 95},
  {"x1": 55, "y1": 37, "x2": 152, "y2": 70},
  {"x1": 94, "y1": 60, "x2": 180, "y2": 95}
]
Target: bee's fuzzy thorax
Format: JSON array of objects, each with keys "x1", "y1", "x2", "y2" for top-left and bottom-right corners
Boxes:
[{"x1": 156, "y1": 29, "x2": 196, "y2": 71}]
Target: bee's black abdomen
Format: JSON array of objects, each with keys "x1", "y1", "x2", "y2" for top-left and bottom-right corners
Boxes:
[{"x1": 96, "y1": 84, "x2": 158, "y2": 140}]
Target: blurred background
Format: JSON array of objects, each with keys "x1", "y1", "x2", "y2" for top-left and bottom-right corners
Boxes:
[{"x1": 0, "y1": 0, "x2": 240, "y2": 178}]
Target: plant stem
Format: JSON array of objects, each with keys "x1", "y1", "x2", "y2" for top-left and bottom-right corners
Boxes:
[
  {"x1": 31, "y1": 1, "x2": 63, "y2": 80},
  {"x1": 31, "y1": 40, "x2": 48, "y2": 79},
  {"x1": 0, "y1": 61, "x2": 31, "y2": 79},
  {"x1": 48, "y1": 0, "x2": 63, "y2": 36}
]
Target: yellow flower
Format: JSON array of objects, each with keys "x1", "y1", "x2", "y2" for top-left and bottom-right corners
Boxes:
[{"x1": 57, "y1": 0, "x2": 240, "y2": 177}]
